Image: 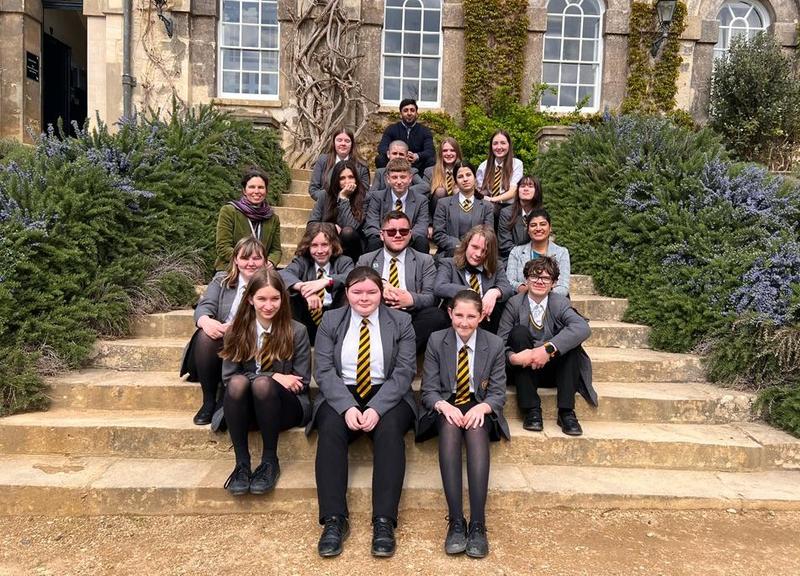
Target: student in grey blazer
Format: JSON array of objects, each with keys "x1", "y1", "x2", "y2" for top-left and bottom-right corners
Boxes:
[
  {"x1": 281, "y1": 223, "x2": 354, "y2": 342},
  {"x1": 307, "y1": 128, "x2": 370, "y2": 201},
  {"x1": 497, "y1": 257, "x2": 596, "y2": 437},
  {"x1": 419, "y1": 290, "x2": 508, "y2": 557},
  {"x1": 434, "y1": 226, "x2": 514, "y2": 333},
  {"x1": 370, "y1": 139, "x2": 430, "y2": 197},
  {"x1": 180, "y1": 237, "x2": 267, "y2": 427},
  {"x1": 506, "y1": 208, "x2": 571, "y2": 296},
  {"x1": 358, "y1": 210, "x2": 448, "y2": 352},
  {"x1": 310, "y1": 266, "x2": 418, "y2": 559},
  {"x1": 218, "y1": 269, "x2": 311, "y2": 496},
  {"x1": 432, "y1": 162, "x2": 494, "y2": 257},
  {"x1": 364, "y1": 157, "x2": 430, "y2": 254},
  {"x1": 497, "y1": 175, "x2": 543, "y2": 260}
]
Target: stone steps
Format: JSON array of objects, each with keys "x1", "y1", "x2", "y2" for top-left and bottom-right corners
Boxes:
[
  {"x1": 3, "y1": 409, "x2": 795, "y2": 471},
  {"x1": 46, "y1": 370, "x2": 755, "y2": 424},
  {"x1": 2, "y1": 455, "x2": 800, "y2": 517}
]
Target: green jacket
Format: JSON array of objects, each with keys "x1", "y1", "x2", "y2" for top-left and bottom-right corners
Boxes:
[{"x1": 215, "y1": 204, "x2": 282, "y2": 270}]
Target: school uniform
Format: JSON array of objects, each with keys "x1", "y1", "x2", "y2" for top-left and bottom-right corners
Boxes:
[
  {"x1": 497, "y1": 205, "x2": 532, "y2": 260},
  {"x1": 506, "y1": 240, "x2": 572, "y2": 296},
  {"x1": 307, "y1": 154, "x2": 370, "y2": 201},
  {"x1": 497, "y1": 292, "x2": 597, "y2": 411},
  {"x1": 370, "y1": 166, "x2": 430, "y2": 198},
  {"x1": 309, "y1": 304, "x2": 418, "y2": 524},
  {"x1": 432, "y1": 193, "x2": 495, "y2": 257},
  {"x1": 357, "y1": 247, "x2": 448, "y2": 351},
  {"x1": 363, "y1": 188, "x2": 430, "y2": 253},
  {"x1": 418, "y1": 327, "x2": 509, "y2": 442}
]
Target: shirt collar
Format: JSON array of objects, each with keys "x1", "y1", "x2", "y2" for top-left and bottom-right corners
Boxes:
[
  {"x1": 384, "y1": 247, "x2": 406, "y2": 264},
  {"x1": 457, "y1": 329, "x2": 478, "y2": 352},
  {"x1": 357, "y1": 307, "x2": 381, "y2": 327},
  {"x1": 315, "y1": 261, "x2": 330, "y2": 275},
  {"x1": 256, "y1": 320, "x2": 273, "y2": 342},
  {"x1": 528, "y1": 295, "x2": 549, "y2": 311}
]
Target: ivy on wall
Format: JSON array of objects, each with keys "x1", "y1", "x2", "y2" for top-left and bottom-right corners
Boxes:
[
  {"x1": 462, "y1": 0, "x2": 529, "y2": 114},
  {"x1": 622, "y1": 1, "x2": 687, "y2": 114}
]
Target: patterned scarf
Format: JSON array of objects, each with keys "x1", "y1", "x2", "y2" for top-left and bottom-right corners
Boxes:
[{"x1": 229, "y1": 196, "x2": 273, "y2": 221}]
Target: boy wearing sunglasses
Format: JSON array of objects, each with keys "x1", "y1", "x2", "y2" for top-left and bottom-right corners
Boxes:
[
  {"x1": 364, "y1": 157, "x2": 430, "y2": 253},
  {"x1": 357, "y1": 210, "x2": 448, "y2": 352},
  {"x1": 496, "y1": 257, "x2": 597, "y2": 436}
]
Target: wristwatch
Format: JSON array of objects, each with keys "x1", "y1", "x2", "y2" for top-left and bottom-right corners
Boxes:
[{"x1": 544, "y1": 342, "x2": 558, "y2": 358}]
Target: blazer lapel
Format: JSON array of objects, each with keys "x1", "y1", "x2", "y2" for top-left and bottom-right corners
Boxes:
[
  {"x1": 379, "y1": 307, "x2": 394, "y2": 373},
  {"x1": 405, "y1": 250, "x2": 417, "y2": 291},
  {"x1": 405, "y1": 192, "x2": 417, "y2": 220},
  {"x1": 333, "y1": 308, "x2": 351, "y2": 374},
  {"x1": 443, "y1": 328, "x2": 457, "y2": 393}
]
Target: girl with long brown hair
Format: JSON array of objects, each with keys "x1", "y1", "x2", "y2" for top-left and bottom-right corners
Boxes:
[
  {"x1": 308, "y1": 128, "x2": 370, "y2": 201},
  {"x1": 219, "y1": 269, "x2": 311, "y2": 496},
  {"x1": 424, "y1": 137, "x2": 463, "y2": 218},
  {"x1": 497, "y1": 175, "x2": 544, "y2": 259},
  {"x1": 475, "y1": 130, "x2": 524, "y2": 219}
]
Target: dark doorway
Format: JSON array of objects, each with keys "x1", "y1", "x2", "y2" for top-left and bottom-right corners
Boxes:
[{"x1": 42, "y1": 33, "x2": 73, "y2": 134}]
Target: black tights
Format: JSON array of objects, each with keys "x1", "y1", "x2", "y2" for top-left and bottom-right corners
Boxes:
[
  {"x1": 339, "y1": 226, "x2": 364, "y2": 262},
  {"x1": 437, "y1": 414, "x2": 490, "y2": 523},
  {"x1": 192, "y1": 331, "x2": 223, "y2": 409},
  {"x1": 225, "y1": 375, "x2": 303, "y2": 469}
]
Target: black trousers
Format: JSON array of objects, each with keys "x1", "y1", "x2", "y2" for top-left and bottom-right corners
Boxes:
[
  {"x1": 315, "y1": 400, "x2": 415, "y2": 524},
  {"x1": 408, "y1": 305, "x2": 450, "y2": 353},
  {"x1": 507, "y1": 325, "x2": 579, "y2": 411},
  {"x1": 289, "y1": 292, "x2": 333, "y2": 345}
]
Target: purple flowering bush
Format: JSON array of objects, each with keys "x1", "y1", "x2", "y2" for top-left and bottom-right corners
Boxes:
[{"x1": 0, "y1": 103, "x2": 290, "y2": 416}]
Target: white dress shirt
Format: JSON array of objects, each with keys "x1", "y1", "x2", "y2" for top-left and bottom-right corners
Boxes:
[
  {"x1": 341, "y1": 308, "x2": 385, "y2": 387},
  {"x1": 224, "y1": 276, "x2": 248, "y2": 323},
  {"x1": 315, "y1": 262, "x2": 333, "y2": 307},
  {"x1": 528, "y1": 295, "x2": 549, "y2": 328}
]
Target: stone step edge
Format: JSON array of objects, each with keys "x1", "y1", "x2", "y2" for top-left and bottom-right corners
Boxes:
[{"x1": 2, "y1": 456, "x2": 799, "y2": 516}]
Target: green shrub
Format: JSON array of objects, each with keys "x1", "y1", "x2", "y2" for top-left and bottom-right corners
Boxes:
[
  {"x1": 756, "y1": 386, "x2": 800, "y2": 437},
  {"x1": 709, "y1": 33, "x2": 800, "y2": 170}
]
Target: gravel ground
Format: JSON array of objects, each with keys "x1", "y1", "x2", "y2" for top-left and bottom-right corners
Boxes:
[{"x1": 0, "y1": 509, "x2": 798, "y2": 576}]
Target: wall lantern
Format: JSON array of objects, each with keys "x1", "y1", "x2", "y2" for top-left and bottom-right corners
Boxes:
[
  {"x1": 650, "y1": 0, "x2": 677, "y2": 57},
  {"x1": 153, "y1": 0, "x2": 175, "y2": 38}
]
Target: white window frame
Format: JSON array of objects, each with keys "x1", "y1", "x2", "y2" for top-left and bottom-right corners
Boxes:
[
  {"x1": 540, "y1": 0, "x2": 604, "y2": 113},
  {"x1": 380, "y1": 0, "x2": 443, "y2": 107},
  {"x1": 217, "y1": 0, "x2": 280, "y2": 99},
  {"x1": 713, "y1": 0, "x2": 771, "y2": 60}
]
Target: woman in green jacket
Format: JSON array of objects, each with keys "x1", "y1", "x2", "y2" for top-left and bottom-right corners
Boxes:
[{"x1": 215, "y1": 167, "x2": 282, "y2": 270}]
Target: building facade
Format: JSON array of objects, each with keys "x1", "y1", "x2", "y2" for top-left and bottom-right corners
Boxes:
[{"x1": 1, "y1": 0, "x2": 798, "y2": 147}]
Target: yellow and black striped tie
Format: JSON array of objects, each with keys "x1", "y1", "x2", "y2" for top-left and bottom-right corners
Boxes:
[
  {"x1": 356, "y1": 318, "x2": 371, "y2": 399},
  {"x1": 492, "y1": 166, "x2": 502, "y2": 197},
  {"x1": 394, "y1": 198, "x2": 403, "y2": 212},
  {"x1": 455, "y1": 345, "x2": 470, "y2": 405},
  {"x1": 309, "y1": 267, "x2": 325, "y2": 325},
  {"x1": 445, "y1": 171, "x2": 454, "y2": 195},
  {"x1": 468, "y1": 272, "x2": 481, "y2": 296},
  {"x1": 461, "y1": 198, "x2": 473, "y2": 213},
  {"x1": 388, "y1": 257, "x2": 400, "y2": 288},
  {"x1": 260, "y1": 332, "x2": 272, "y2": 373}
]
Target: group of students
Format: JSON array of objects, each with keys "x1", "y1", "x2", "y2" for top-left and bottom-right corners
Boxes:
[{"x1": 180, "y1": 101, "x2": 596, "y2": 560}]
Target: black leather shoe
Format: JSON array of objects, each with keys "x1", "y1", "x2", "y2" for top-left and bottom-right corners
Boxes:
[
  {"x1": 522, "y1": 408, "x2": 543, "y2": 432},
  {"x1": 557, "y1": 410, "x2": 583, "y2": 436},
  {"x1": 223, "y1": 464, "x2": 251, "y2": 496},
  {"x1": 318, "y1": 516, "x2": 349, "y2": 558},
  {"x1": 466, "y1": 520, "x2": 489, "y2": 558},
  {"x1": 444, "y1": 516, "x2": 467, "y2": 555},
  {"x1": 210, "y1": 405, "x2": 226, "y2": 433},
  {"x1": 193, "y1": 403, "x2": 214, "y2": 426},
  {"x1": 249, "y1": 459, "x2": 280, "y2": 495},
  {"x1": 371, "y1": 517, "x2": 396, "y2": 557}
]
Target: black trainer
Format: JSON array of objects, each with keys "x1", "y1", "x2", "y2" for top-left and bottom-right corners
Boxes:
[
  {"x1": 318, "y1": 516, "x2": 350, "y2": 557},
  {"x1": 466, "y1": 520, "x2": 489, "y2": 558},
  {"x1": 371, "y1": 517, "x2": 396, "y2": 557},
  {"x1": 249, "y1": 459, "x2": 280, "y2": 495},
  {"x1": 444, "y1": 516, "x2": 468, "y2": 555},
  {"x1": 223, "y1": 464, "x2": 250, "y2": 496}
]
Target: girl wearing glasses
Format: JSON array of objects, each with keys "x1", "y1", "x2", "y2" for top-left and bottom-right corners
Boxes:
[
  {"x1": 506, "y1": 208, "x2": 571, "y2": 296},
  {"x1": 497, "y1": 257, "x2": 596, "y2": 436},
  {"x1": 432, "y1": 162, "x2": 495, "y2": 258},
  {"x1": 497, "y1": 175, "x2": 543, "y2": 260},
  {"x1": 418, "y1": 289, "x2": 509, "y2": 558},
  {"x1": 218, "y1": 269, "x2": 311, "y2": 496}
]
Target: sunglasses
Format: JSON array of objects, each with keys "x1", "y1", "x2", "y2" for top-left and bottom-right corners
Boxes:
[{"x1": 382, "y1": 228, "x2": 411, "y2": 237}]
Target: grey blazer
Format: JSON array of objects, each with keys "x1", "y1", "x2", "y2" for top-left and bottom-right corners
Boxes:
[
  {"x1": 420, "y1": 327, "x2": 510, "y2": 440},
  {"x1": 280, "y1": 254, "x2": 354, "y2": 305},
  {"x1": 363, "y1": 187, "x2": 430, "y2": 241},
  {"x1": 357, "y1": 247, "x2": 437, "y2": 310},
  {"x1": 370, "y1": 167, "x2": 430, "y2": 197},
  {"x1": 307, "y1": 195, "x2": 366, "y2": 231},
  {"x1": 308, "y1": 154, "x2": 370, "y2": 201},
  {"x1": 432, "y1": 195, "x2": 495, "y2": 254},
  {"x1": 497, "y1": 292, "x2": 596, "y2": 406},
  {"x1": 307, "y1": 305, "x2": 418, "y2": 433},
  {"x1": 433, "y1": 257, "x2": 515, "y2": 302},
  {"x1": 497, "y1": 205, "x2": 529, "y2": 260},
  {"x1": 507, "y1": 240, "x2": 571, "y2": 296},
  {"x1": 221, "y1": 320, "x2": 313, "y2": 425}
]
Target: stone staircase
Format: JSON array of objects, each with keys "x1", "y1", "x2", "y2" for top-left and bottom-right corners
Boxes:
[{"x1": 1, "y1": 170, "x2": 800, "y2": 516}]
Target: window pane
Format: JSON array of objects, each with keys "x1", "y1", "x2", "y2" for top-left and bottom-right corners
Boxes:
[
  {"x1": 241, "y1": 2, "x2": 259, "y2": 24},
  {"x1": 541, "y1": 88, "x2": 558, "y2": 106},
  {"x1": 223, "y1": 71, "x2": 240, "y2": 93},
  {"x1": 421, "y1": 58, "x2": 438, "y2": 79},
  {"x1": 420, "y1": 80, "x2": 438, "y2": 101},
  {"x1": 546, "y1": 15, "x2": 562, "y2": 35},
  {"x1": 403, "y1": 57, "x2": 420, "y2": 78},
  {"x1": 222, "y1": 48, "x2": 240, "y2": 70},
  {"x1": 384, "y1": 78, "x2": 401, "y2": 100},
  {"x1": 242, "y1": 72, "x2": 259, "y2": 94},
  {"x1": 746, "y1": 11, "x2": 763, "y2": 27},
  {"x1": 559, "y1": 86, "x2": 577, "y2": 106},
  {"x1": 565, "y1": 5, "x2": 581, "y2": 16},
  {"x1": 544, "y1": 38, "x2": 561, "y2": 59},
  {"x1": 562, "y1": 63, "x2": 579, "y2": 83},
  {"x1": 731, "y1": 3, "x2": 749, "y2": 17},
  {"x1": 582, "y1": 40, "x2": 597, "y2": 60},
  {"x1": 242, "y1": 25, "x2": 259, "y2": 48},
  {"x1": 718, "y1": 27, "x2": 729, "y2": 49},
  {"x1": 579, "y1": 63, "x2": 594, "y2": 83},
  {"x1": 578, "y1": 85, "x2": 594, "y2": 104},
  {"x1": 385, "y1": 32, "x2": 402, "y2": 53},
  {"x1": 262, "y1": 51, "x2": 279, "y2": 72},
  {"x1": 563, "y1": 39, "x2": 580, "y2": 60},
  {"x1": 385, "y1": 56, "x2": 402, "y2": 76},
  {"x1": 548, "y1": 0, "x2": 567, "y2": 13},
  {"x1": 261, "y1": 3, "x2": 278, "y2": 25},
  {"x1": 423, "y1": 11, "x2": 440, "y2": 32},
  {"x1": 261, "y1": 27, "x2": 278, "y2": 49},
  {"x1": 261, "y1": 73, "x2": 278, "y2": 95},
  {"x1": 404, "y1": 32, "x2": 421, "y2": 54},
  {"x1": 222, "y1": 1, "x2": 239, "y2": 23},
  {"x1": 387, "y1": 0, "x2": 403, "y2": 6},
  {"x1": 386, "y1": 8, "x2": 403, "y2": 30},
  {"x1": 583, "y1": 17, "x2": 600, "y2": 38},
  {"x1": 583, "y1": 0, "x2": 600, "y2": 16},
  {"x1": 543, "y1": 63, "x2": 559, "y2": 83},
  {"x1": 405, "y1": 8, "x2": 422, "y2": 31},
  {"x1": 564, "y1": 16, "x2": 581, "y2": 37},
  {"x1": 222, "y1": 24, "x2": 240, "y2": 46},
  {"x1": 242, "y1": 50, "x2": 260, "y2": 71},
  {"x1": 422, "y1": 0, "x2": 440, "y2": 8},
  {"x1": 422, "y1": 33, "x2": 439, "y2": 55},
  {"x1": 402, "y1": 79, "x2": 420, "y2": 99}
]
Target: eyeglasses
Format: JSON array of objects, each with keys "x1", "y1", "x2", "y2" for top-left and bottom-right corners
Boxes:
[
  {"x1": 382, "y1": 228, "x2": 411, "y2": 237},
  {"x1": 527, "y1": 275, "x2": 553, "y2": 284}
]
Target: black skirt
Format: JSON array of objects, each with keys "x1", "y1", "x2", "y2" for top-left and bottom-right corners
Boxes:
[{"x1": 415, "y1": 394, "x2": 502, "y2": 443}]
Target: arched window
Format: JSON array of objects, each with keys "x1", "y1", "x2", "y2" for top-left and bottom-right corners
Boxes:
[
  {"x1": 218, "y1": 0, "x2": 280, "y2": 98},
  {"x1": 381, "y1": 0, "x2": 443, "y2": 107},
  {"x1": 541, "y1": 0, "x2": 604, "y2": 111},
  {"x1": 714, "y1": 1, "x2": 770, "y2": 59}
]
